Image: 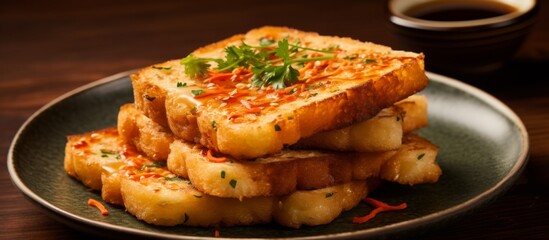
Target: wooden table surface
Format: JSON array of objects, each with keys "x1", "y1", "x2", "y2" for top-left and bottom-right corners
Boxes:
[{"x1": 2, "y1": 1, "x2": 548, "y2": 239}]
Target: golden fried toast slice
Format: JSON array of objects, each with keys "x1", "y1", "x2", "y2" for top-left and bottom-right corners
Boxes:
[
  {"x1": 132, "y1": 26, "x2": 428, "y2": 159},
  {"x1": 296, "y1": 95, "x2": 428, "y2": 152},
  {"x1": 380, "y1": 133, "x2": 441, "y2": 185},
  {"x1": 120, "y1": 176, "x2": 273, "y2": 227},
  {"x1": 121, "y1": 94, "x2": 427, "y2": 165},
  {"x1": 63, "y1": 127, "x2": 155, "y2": 204},
  {"x1": 118, "y1": 103, "x2": 174, "y2": 161},
  {"x1": 295, "y1": 106, "x2": 404, "y2": 152},
  {"x1": 273, "y1": 179, "x2": 379, "y2": 228},
  {"x1": 121, "y1": 173, "x2": 377, "y2": 228},
  {"x1": 168, "y1": 139, "x2": 392, "y2": 199},
  {"x1": 64, "y1": 128, "x2": 125, "y2": 190},
  {"x1": 397, "y1": 95, "x2": 428, "y2": 133},
  {"x1": 167, "y1": 133, "x2": 440, "y2": 198}
]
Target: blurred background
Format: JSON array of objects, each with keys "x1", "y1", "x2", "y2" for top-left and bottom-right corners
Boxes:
[{"x1": 1, "y1": 0, "x2": 548, "y2": 239}]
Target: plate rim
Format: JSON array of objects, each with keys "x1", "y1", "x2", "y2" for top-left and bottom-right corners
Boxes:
[{"x1": 7, "y1": 71, "x2": 530, "y2": 239}]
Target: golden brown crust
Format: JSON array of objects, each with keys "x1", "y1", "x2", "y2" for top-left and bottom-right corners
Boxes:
[
  {"x1": 380, "y1": 133, "x2": 441, "y2": 185},
  {"x1": 170, "y1": 138, "x2": 367, "y2": 198},
  {"x1": 132, "y1": 26, "x2": 428, "y2": 159},
  {"x1": 131, "y1": 73, "x2": 170, "y2": 128},
  {"x1": 167, "y1": 135, "x2": 440, "y2": 198},
  {"x1": 64, "y1": 127, "x2": 384, "y2": 228},
  {"x1": 118, "y1": 104, "x2": 174, "y2": 161},
  {"x1": 64, "y1": 128, "x2": 122, "y2": 190}
]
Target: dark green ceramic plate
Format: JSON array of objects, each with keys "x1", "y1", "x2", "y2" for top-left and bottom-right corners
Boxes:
[{"x1": 8, "y1": 72, "x2": 528, "y2": 239}]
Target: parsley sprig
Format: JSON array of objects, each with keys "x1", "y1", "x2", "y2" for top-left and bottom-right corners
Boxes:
[
  {"x1": 179, "y1": 55, "x2": 216, "y2": 78},
  {"x1": 180, "y1": 39, "x2": 335, "y2": 89}
]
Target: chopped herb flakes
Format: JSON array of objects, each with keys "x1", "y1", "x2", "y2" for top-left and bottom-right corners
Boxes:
[
  {"x1": 325, "y1": 192, "x2": 334, "y2": 198},
  {"x1": 274, "y1": 124, "x2": 282, "y2": 131},
  {"x1": 322, "y1": 45, "x2": 339, "y2": 52},
  {"x1": 191, "y1": 89, "x2": 204, "y2": 96},
  {"x1": 100, "y1": 149, "x2": 116, "y2": 154},
  {"x1": 164, "y1": 176, "x2": 182, "y2": 181},
  {"x1": 229, "y1": 179, "x2": 237, "y2": 189},
  {"x1": 307, "y1": 82, "x2": 323, "y2": 90},
  {"x1": 152, "y1": 66, "x2": 172, "y2": 70},
  {"x1": 220, "y1": 170, "x2": 226, "y2": 179},
  {"x1": 417, "y1": 153, "x2": 426, "y2": 160},
  {"x1": 141, "y1": 162, "x2": 166, "y2": 170},
  {"x1": 343, "y1": 54, "x2": 358, "y2": 60},
  {"x1": 363, "y1": 59, "x2": 376, "y2": 64},
  {"x1": 177, "y1": 82, "x2": 187, "y2": 88},
  {"x1": 212, "y1": 120, "x2": 217, "y2": 130},
  {"x1": 100, "y1": 149, "x2": 119, "y2": 159}
]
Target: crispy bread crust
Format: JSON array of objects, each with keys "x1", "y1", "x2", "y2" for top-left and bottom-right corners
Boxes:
[
  {"x1": 64, "y1": 128, "x2": 122, "y2": 190},
  {"x1": 132, "y1": 26, "x2": 428, "y2": 159},
  {"x1": 168, "y1": 139, "x2": 392, "y2": 198},
  {"x1": 64, "y1": 127, "x2": 382, "y2": 228},
  {"x1": 167, "y1": 133, "x2": 441, "y2": 198},
  {"x1": 118, "y1": 103, "x2": 174, "y2": 161}
]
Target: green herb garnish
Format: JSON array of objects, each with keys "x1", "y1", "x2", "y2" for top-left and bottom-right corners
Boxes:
[
  {"x1": 164, "y1": 176, "x2": 183, "y2": 181},
  {"x1": 343, "y1": 54, "x2": 358, "y2": 60},
  {"x1": 274, "y1": 124, "x2": 282, "y2": 131},
  {"x1": 417, "y1": 153, "x2": 426, "y2": 160},
  {"x1": 177, "y1": 82, "x2": 187, "y2": 88},
  {"x1": 180, "y1": 54, "x2": 214, "y2": 78},
  {"x1": 229, "y1": 179, "x2": 237, "y2": 189},
  {"x1": 191, "y1": 89, "x2": 205, "y2": 96},
  {"x1": 152, "y1": 66, "x2": 172, "y2": 70},
  {"x1": 100, "y1": 149, "x2": 119, "y2": 159},
  {"x1": 325, "y1": 192, "x2": 334, "y2": 198},
  {"x1": 100, "y1": 149, "x2": 115, "y2": 154},
  {"x1": 141, "y1": 162, "x2": 166, "y2": 170},
  {"x1": 220, "y1": 170, "x2": 226, "y2": 179},
  {"x1": 180, "y1": 39, "x2": 335, "y2": 89}
]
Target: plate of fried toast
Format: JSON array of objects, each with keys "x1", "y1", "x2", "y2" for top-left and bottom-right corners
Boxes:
[{"x1": 8, "y1": 26, "x2": 528, "y2": 239}]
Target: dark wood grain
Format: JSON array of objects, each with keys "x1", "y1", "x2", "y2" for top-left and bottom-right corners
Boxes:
[{"x1": 2, "y1": 0, "x2": 548, "y2": 239}]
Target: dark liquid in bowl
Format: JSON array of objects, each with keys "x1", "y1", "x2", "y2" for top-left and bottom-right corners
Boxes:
[{"x1": 404, "y1": 1, "x2": 516, "y2": 21}]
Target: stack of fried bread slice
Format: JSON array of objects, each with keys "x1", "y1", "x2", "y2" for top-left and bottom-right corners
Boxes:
[{"x1": 64, "y1": 26, "x2": 442, "y2": 228}]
